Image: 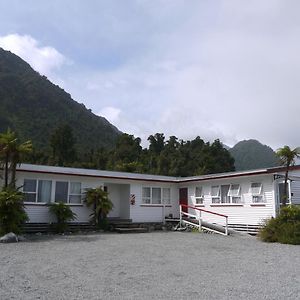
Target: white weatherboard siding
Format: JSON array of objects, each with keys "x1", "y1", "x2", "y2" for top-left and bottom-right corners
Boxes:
[
  {"x1": 17, "y1": 171, "x2": 102, "y2": 223},
  {"x1": 185, "y1": 175, "x2": 276, "y2": 226},
  {"x1": 129, "y1": 182, "x2": 178, "y2": 222},
  {"x1": 291, "y1": 180, "x2": 300, "y2": 205}
]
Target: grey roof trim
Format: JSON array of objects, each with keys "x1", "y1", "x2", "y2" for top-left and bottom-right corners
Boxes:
[{"x1": 16, "y1": 163, "x2": 294, "y2": 184}]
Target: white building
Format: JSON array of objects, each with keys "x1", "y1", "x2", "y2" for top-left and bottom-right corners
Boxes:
[{"x1": 13, "y1": 164, "x2": 300, "y2": 227}]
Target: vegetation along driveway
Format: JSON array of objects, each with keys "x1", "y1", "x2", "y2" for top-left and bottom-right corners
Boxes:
[{"x1": 0, "y1": 232, "x2": 299, "y2": 300}]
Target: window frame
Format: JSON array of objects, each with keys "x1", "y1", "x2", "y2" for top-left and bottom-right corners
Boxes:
[
  {"x1": 250, "y1": 182, "x2": 265, "y2": 203},
  {"x1": 142, "y1": 187, "x2": 171, "y2": 205},
  {"x1": 195, "y1": 186, "x2": 204, "y2": 204},
  {"x1": 55, "y1": 181, "x2": 83, "y2": 204},
  {"x1": 23, "y1": 179, "x2": 52, "y2": 204},
  {"x1": 211, "y1": 185, "x2": 221, "y2": 203}
]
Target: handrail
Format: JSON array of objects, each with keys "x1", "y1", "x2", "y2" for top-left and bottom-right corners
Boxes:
[
  {"x1": 179, "y1": 204, "x2": 229, "y2": 235},
  {"x1": 180, "y1": 204, "x2": 228, "y2": 218}
]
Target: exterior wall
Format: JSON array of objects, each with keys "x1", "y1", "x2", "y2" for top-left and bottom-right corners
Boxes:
[
  {"x1": 17, "y1": 171, "x2": 102, "y2": 223},
  {"x1": 291, "y1": 181, "x2": 300, "y2": 205},
  {"x1": 129, "y1": 182, "x2": 179, "y2": 222},
  {"x1": 182, "y1": 175, "x2": 276, "y2": 226},
  {"x1": 105, "y1": 183, "x2": 130, "y2": 219}
]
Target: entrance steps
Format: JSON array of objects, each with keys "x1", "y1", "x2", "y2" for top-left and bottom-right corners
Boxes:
[{"x1": 108, "y1": 219, "x2": 162, "y2": 233}]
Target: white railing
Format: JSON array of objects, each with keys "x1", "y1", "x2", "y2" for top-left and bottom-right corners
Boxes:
[{"x1": 179, "y1": 204, "x2": 229, "y2": 236}]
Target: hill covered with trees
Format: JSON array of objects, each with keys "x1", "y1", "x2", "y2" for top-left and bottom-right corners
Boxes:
[
  {"x1": 0, "y1": 48, "x2": 120, "y2": 153},
  {"x1": 229, "y1": 139, "x2": 280, "y2": 170}
]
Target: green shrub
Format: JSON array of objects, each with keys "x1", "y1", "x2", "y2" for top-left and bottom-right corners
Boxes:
[
  {"x1": 259, "y1": 205, "x2": 300, "y2": 245},
  {"x1": 0, "y1": 187, "x2": 29, "y2": 235},
  {"x1": 48, "y1": 202, "x2": 77, "y2": 233}
]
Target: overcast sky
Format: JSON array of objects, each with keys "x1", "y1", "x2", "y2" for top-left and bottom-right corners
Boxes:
[{"x1": 0, "y1": 0, "x2": 300, "y2": 149}]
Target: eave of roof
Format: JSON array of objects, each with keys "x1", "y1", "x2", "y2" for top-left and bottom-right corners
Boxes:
[{"x1": 16, "y1": 164, "x2": 300, "y2": 184}]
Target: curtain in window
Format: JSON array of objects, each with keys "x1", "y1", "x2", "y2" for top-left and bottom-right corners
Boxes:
[
  {"x1": 162, "y1": 188, "x2": 171, "y2": 204},
  {"x1": 152, "y1": 188, "x2": 161, "y2": 204},
  {"x1": 37, "y1": 180, "x2": 52, "y2": 203}
]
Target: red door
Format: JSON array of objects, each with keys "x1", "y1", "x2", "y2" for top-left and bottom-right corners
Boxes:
[{"x1": 179, "y1": 188, "x2": 188, "y2": 213}]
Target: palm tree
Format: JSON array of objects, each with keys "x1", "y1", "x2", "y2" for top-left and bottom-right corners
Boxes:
[
  {"x1": 0, "y1": 129, "x2": 32, "y2": 188},
  {"x1": 276, "y1": 146, "x2": 300, "y2": 206},
  {"x1": 84, "y1": 187, "x2": 113, "y2": 228}
]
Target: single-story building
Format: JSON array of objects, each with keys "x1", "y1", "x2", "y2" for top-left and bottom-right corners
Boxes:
[{"x1": 11, "y1": 164, "x2": 300, "y2": 228}]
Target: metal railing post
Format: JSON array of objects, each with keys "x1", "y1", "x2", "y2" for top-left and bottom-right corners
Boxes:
[{"x1": 179, "y1": 205, "x2": 182, "y2": 229}]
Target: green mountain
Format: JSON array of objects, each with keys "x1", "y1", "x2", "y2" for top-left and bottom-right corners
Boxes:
[
  {"x1": 0, "y1": 48, "x2": 121, "y2": 153},
  {"x1": 229, "y1": 139, "x2": 280, "y2": 171}
]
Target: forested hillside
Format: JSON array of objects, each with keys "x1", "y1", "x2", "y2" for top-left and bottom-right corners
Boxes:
[
  {"x1": 229, "y1": 139, "x2": 280, "y2": 170},
  {"x1": 0, "y1": 48, "x2": 120, "y2": 153}
]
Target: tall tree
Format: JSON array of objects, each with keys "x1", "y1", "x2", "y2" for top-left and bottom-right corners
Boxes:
[
  {"x1": 0, "y1": 129, "x2": 32, "y2": 188},
  {"x1": 276, "y1": 146, "x2": 300, "y2": 206},
  {"x1": 50, "y1": 124, "x2": 77, "y2": 166}
]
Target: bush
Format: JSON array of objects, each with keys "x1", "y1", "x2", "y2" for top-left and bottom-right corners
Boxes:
[
  {"x1": 259, "y1": 205, "x2": 300, "y2": 245},
  {"x1": 0, "y1": 187, "x2": 29, "y2": 235},
  {"x1": 48, "y1": 202, "x2": 77, "y2": 233}
]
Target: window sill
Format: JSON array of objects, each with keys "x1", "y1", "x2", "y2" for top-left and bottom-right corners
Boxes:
[
  {"x1": 250, "y1": 203, "x2": 266, "y2": 207},
  {"x1": 24, "y1": 202, "x2": 84, "y2": 206},
  {"x1": 140, "y1": 204, "x2": 172, "y2": 207},
  {"x1": 210, "y1": 204, "x2": 244, "y2": 207},
  {"x1": 24, "y1": 202, "x2": 48, "y2": 206}
]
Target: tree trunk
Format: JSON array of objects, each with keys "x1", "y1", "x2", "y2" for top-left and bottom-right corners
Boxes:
[{"x1": 282, "y1": 166, "x2": 289, "y2": 207}]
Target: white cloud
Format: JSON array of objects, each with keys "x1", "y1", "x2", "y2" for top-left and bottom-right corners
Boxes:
[
  {"x1": 0, "y1": 34, "x2": 67, "y2": 78},
  {"x1": 98, "y1": 106, "x2": 121, "y2": 124}
]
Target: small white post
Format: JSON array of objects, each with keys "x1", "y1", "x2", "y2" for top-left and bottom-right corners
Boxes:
[
  {"x1": 179, "y1": 205, "x2": 182, "y2": 229},
  {"x1": 225, "y1": 217, "x2": 228, "y2": 236},
  {"x1": 162, "y1": 201, "x2": 165, "y2": 225}
]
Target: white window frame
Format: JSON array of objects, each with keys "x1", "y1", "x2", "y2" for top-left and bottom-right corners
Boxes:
[
  {"x1": 195, "y1": 186, "x2": 204, "y2": 204},
  {"x1": 278, "y1": 181, "x2": 291, "y2": 205},
  {"x1": 250, "y1": 182, "x2": 265, "y2": 203},
  {"x1": 228, "y1": 184, "x2": 242, "y2": 203},
  {"x1": 55, "y1": 181, "x2": 83, "y2": 204},
  {"x1": 211, "y1": 185, "x2": 221, "y2": 203},
  {"x1": 23, "y1": 179, "x2": 52, "y2": 204},
  {"x1": 142, "y1": 187, "x2": 171, "y2": 205}
]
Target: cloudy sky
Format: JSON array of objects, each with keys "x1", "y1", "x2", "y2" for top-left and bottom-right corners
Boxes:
[{"x1": 0, "y1": 0, "x2": 300, "y2": 149}]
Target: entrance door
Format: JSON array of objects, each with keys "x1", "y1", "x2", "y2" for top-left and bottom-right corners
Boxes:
[{"x1": 179, "y1": 188, "x2": 188, "y2": 213}]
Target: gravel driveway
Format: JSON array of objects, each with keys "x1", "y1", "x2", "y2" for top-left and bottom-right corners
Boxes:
[{"x1": 0, "y1": 232, "x2": 299, "y2": 300}]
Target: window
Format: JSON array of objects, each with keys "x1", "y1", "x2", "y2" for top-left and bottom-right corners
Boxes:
[
  {"x1": 250, "y1": 183, "x2": 264, "y2": 203},
  {"x1": 23, "y1": 179, "x2": 52, "y2": 203},
  {"x1": 211, "y1": 184, "x2": 242, "y2": 204},
  {"x1": 211, "y1": 186, "x2": 220, "y2": 203},
  {"x1": 55, "y1": 181, "x2": 82, "y2": 204},
  {"x1": 163, "y1": 188, "x2": 171, "y2": 204},
  {"x1": 221, "y1": 185, "x2": 230, "y2": 203},
  {"x1": 195, "y1": 186, "x2": 204, "y2": 204},
  {"x1": 278, "y1": 182, "x2": 291, "y2": 204},
  {"x1": 228, "y1": 184, "x2": 242, "y2": 203},
  {"x1": 142, "y1": 187, "x2": 151, "y2": 204},
  {"x1": 142, "y1": 187, "x2": 171, "y2": 205}
]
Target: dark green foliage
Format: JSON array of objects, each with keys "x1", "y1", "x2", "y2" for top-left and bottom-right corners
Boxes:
[
  {"x1": 0, "y1": 129, "x2": 32, "y2": 187},
  {"x1": 259, "y1": 206, "x2": 300, "y2": 245},
  {"x1": 84, "y1": 187, "x2": 113, "y2": 229},
  {"x1": 48, "y1": 202, "x2": 77, "y2": 233},
  {"x1": 50, "y1": 124, "x2": 77, "y2": 166},
  {"x1": 0, "y1": 48, "x2": 120, "y2": 154},
  {"x1": 229, "y1": 139, "x2": 280, "y2": 171},
  {"x1": 0, "y1": 187, "x2": 29, "y2": 235}
]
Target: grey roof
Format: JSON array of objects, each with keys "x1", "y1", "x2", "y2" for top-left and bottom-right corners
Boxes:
[{"x1": 17, "y1": 163, "x2": 293, "y2": 183}]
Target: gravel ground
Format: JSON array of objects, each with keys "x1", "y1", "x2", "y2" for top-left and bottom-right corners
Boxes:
[{"x1": 0, "y1": 232, "x2": 299, "y2": 300}]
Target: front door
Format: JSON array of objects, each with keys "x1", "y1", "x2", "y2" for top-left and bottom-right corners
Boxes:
[{"x1": 179, "y1": 188, "x2": 188, "y2": 213}]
